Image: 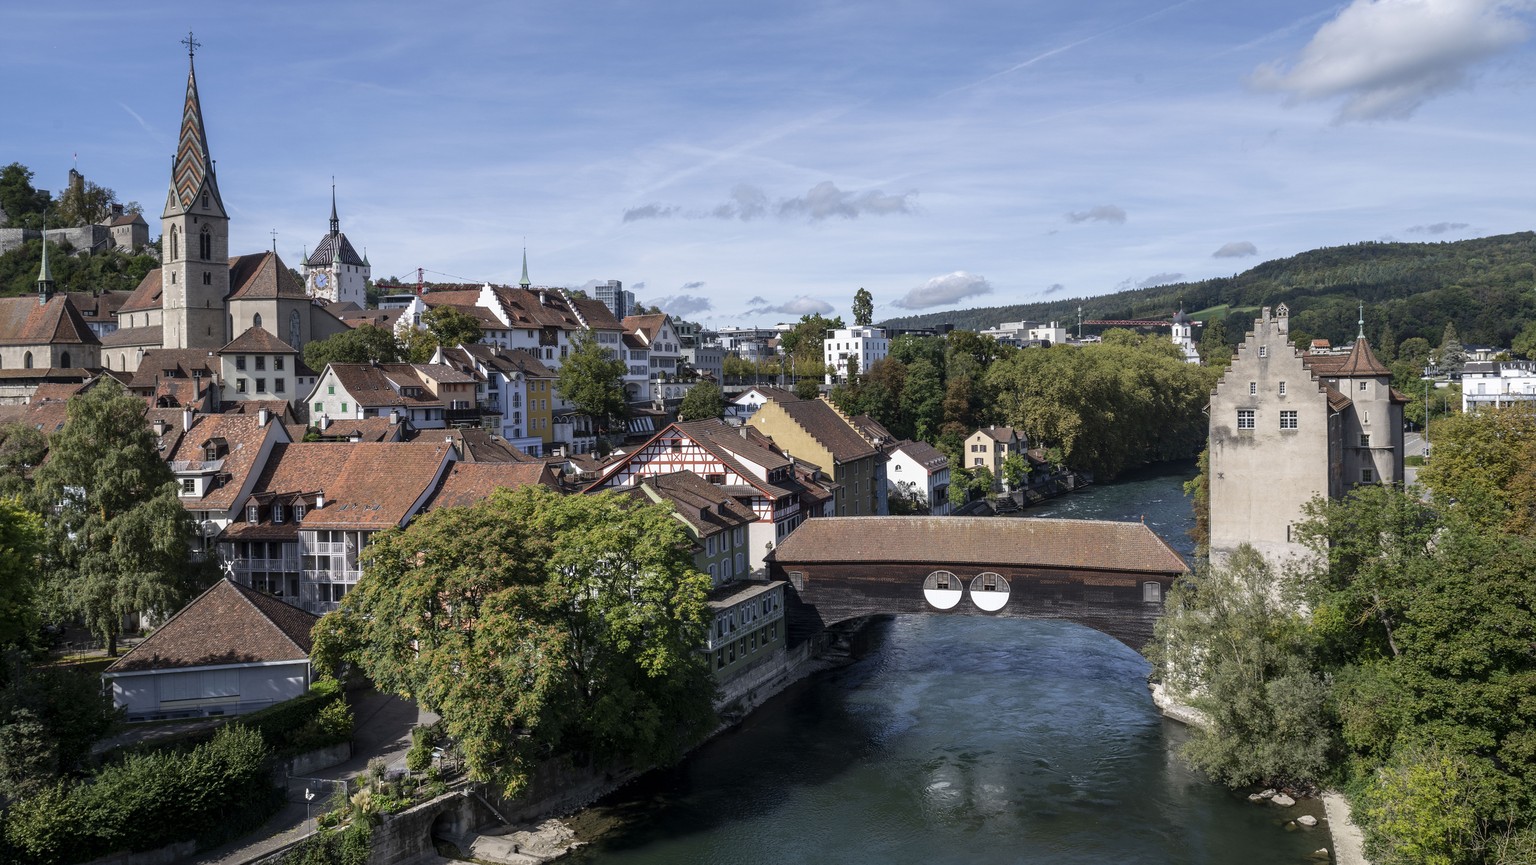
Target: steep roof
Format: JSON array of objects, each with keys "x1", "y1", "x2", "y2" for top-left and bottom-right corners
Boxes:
[
  {"x1": 101, "y1": 324, "x2": 164, "y2": 348},
  {"x1": 1336, "y1": 337, "x2": 1391, "y2": 377},
  {"x1": 632, "y1": 470, "x2": 757, "y2": 538},
  {"x1": 254, "y1": 441, "x2": 454, "y2": 530},
  {"x1": 622, "y1": 313, "x2": 670, "y2": 344},
  {"x1": 427, "y1": 462, "x2": 559, "y2": 510},
  {"x1": 221, "y1": 326, "x2": 296, "y2": 355},
  {"x1": 770, "y1": 516, "x2": 1189, "y2": 575},
  {"x1": 119, "y1": 269, "x2": 164, "y2": 313},
  {"x1": 892, "y1": 439, "x2": 948, "y2": 470},
  {"x1": 166, "y1": 413, "x2": 285, "y2": 510},
  {"x1": 106, "y1": 579, "x2": 315, "y2": 674},
  {"x1": 305, "y1": 231, "x2": 365, "y2": 267},
  {"x1": 128, "y1": 349, "x2": 220, "y2": 390},
  {"x1": 0, "y1": 296, "x2": 100, "y2": 347},
  {"x1": 767, "y1": 399, "x2": 879, "y2": 463},
  {"x1": 975, "y1": 425, "x2": 1024, "y2": 444},
  {"x1": 324, "y1": 363, "x2": 406, "y2": 407},
  {"x1": 164, "y1": 56, "x2": 225, "y2": 218},
  {"x1": 228, "y1": 252, "x2": 307, "y2": 300}
]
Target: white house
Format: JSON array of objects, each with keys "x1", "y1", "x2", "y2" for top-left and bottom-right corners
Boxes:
[
  {"x1": 823, "y1": 325, "x2": 888, "y2": 383},
  {"x1": 102, "y1": 579, "x2": 318, "y2": 722},
  {"x1": 1462, "y1": 360, "x2": 1536, "y2": 411},
  {"x1": 888, "y1": 439, "x2": 952, "y2": 515}
]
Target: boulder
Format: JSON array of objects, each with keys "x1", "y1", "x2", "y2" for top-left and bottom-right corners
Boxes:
[
  {"x1": 1272, "y1": 793, "x2": 1296, "y2": 807},
  {"x1": 1297, "y1": 815, "x2": 1318, "y2": 827},
  {"x1": 1258, "y1": 788, "x2": 1277, "y2": 799}
]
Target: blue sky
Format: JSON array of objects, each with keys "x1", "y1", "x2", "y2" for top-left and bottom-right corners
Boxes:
[{"x1": 4, "y1": 1, "x2": 1534, "y2": 326}]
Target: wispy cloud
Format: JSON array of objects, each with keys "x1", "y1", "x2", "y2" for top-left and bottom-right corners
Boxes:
[
  {"x1": 1042, "y1": 283, "x2": 1067, "y2": 295},
  {"x1": 117, "y1": 101, "x2": 160, "y2": 141},
  {"x1": 646, "y1": 294, "x2": 713, "y2": 316},
  {"x1": 746, "y1": 295, "x2": 834, "y2": 316},
  {"x1": 892, "y1": 272, "x2": 994, "y2": 309},
  {"x1": 1213, "y1": 241, "x2": 1258, "y2": 258},
  {"x1": 1251, "y1": 0, "x2": 1533, "y2": 121},
  {"x1": 1407, "y1": 221, "x2": 1470, "y2": 234},
  {"x1": 623, "y1": 181, "x2": 916, "y2": 224},
  {"x1": 623, "y1": 203, "x2": 681, "y2": 223},
  {"x1": 1121, "y1": 272, "x2": 1184, "y2": 290},
  {"x1": 682, "y1": 280, "x2": 706, "y2": 289},
  {"x1": 711, "y1": 185, "x2": 769, "y2": 221},
  {"x1": 1065, "y1": 204, "x2": 1127, "y2": 224}
]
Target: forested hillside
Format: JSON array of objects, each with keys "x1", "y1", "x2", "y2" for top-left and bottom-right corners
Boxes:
[{"x1": 881, "y1": 233, "x2": 1536, "y2": 350}]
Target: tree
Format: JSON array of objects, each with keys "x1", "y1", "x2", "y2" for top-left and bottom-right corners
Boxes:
[
  {"x1": 0, "y1": 657, "x2": 121, "y2": 796},
  {"x1": 677, "y1": 382, "x2": 724, "y2": 421},
  {"x1": 556, "y1": 331, "x2": 628, "y2": 436},
  {"x1": 1198, "y1": 317, "x2": 1231, "y2": 367},
  {"x1": 0, "y1": 163, "x2": 51, "y2": 229},
  {"x1": 793, "y1": 377, "x2": 820, "y2": 400},
  {"x1": 0, "y1": 422, "x2": 47, "y2": 498},
  {"x1": 0, "y1": 500, "x2": 41, "y2": 651},
  {"x1": 1438, "y1": 322, "x2": 1467, "y2": 372},
  {"x1": 31, "y1": 379, "x2": 202, "y2": 655},
  {"x1": 778, "y1": 314, "x2": 843, "y2": 371},
  {"x1": 1146, "y1": 546, "x2": 1333, "y2": 789},
  {"x1": 423, "y1": 305, "x2": 484, "y2": 350},
  {"x1": 55, "y1": 179, "x2": 129, "y2": 228},
  {"x1": 1416, "y1": 406, "x2": 1536, "y2": 535},
  {"x1": 1000, "y1": 452, "x2": 1029, "y2": 491},
  {"x1": 302, "y1": 325, "x2": 402, "y2": 371},
  {"x1": 852, "y1": 287, "x2": 873, "y2": 327},
  {"x1": 1512, "y1": 321, "x2": 1536, "y2": 361},
  {"x1": 311, "y1": 486, "x2": 716, "y2": 796},
  {"x1": 1398, "y1": 337, "x2": 1433, "y2": 372}
]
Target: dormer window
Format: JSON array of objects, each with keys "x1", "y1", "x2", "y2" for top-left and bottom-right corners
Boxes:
[
  {"x1": 273, "y1": 504, "x2": 285, "y2": 524},
  {"x1": 294, "y1": 503, "x2": 305, "y2": 522},
  {"x1": 246, "y1": 504, "x2": 259, "y2": 523}
]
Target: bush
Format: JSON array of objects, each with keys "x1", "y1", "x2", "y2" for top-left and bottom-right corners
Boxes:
[
  {"x1": 3, "y1": 725, "x2": 278, "y2": 865},
  {"x1": 112, "y1": 679, "x2": 348, "y2": 760},
  {"x1": 274, "y1": 822, "x2": 371, "y2": 865},
  {"x1": 406, "y1": 724, "x2": 437, "y2": 773}
]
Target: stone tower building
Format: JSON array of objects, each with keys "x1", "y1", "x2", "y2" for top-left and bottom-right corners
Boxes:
[
  {"x1": 302, "y1": 186, "x2": 369, "y2": 307},
  {"x1": 160, "y1": 50, "x2": 230, "y2": 349},
  {"x1": 1208, "y1": 304, "x2": 1405, "y2": 566}
]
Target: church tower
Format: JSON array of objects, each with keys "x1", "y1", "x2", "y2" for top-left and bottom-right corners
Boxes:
[
  {"x1": 302, "y1": 184, "x2": 369, "y2": 306},
  {"x1": 161, "y1": 36, "x2": 230, "y2": 350}
]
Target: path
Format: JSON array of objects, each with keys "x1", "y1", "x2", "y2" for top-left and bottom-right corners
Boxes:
[{"x1": 1323, "y1": 791, "x2": 1370, "y2": 865}]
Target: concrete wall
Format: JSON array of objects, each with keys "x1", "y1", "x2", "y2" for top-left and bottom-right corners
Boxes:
[{"x1": 1208, "y1": 306, "x2": 1331, "y2": 566}]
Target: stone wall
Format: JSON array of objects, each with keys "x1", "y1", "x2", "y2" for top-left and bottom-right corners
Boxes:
[{"x1": 0, "y1": 225, "x2": 115, "y2": 255}]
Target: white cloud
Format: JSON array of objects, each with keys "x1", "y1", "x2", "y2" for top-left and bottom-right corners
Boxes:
[
  {"x1": 711, "y1": 184, "x2": 769, "y2": 221},
  {"x1": 622, "y1": 203, "x2": 680, "y2": 222},
  {"x1": 646, "y1": 294, "x2": 713, "y2": 316},
  {"x1": 683, "y1": 280, "x2": 706, "y2": 289},
  {"x1": 1134, "y1": 272, "x2": 1184, "y2": 289},
  {"x1": 892, "y1": 271, "x2": 994, "y2": 309},
  {"x1": 777, "y1": 181, "x2": 917, "y2": 221},
  {"x1": 1407, "y1": 221, "x2": 1471, "y2": 233},
  {"x1": 1042, "y1": 283, "x2": 1067, "y2": 295},
  {"x1": 1213, "y1": 241, "x2": 1258, "y2": 258},
  {"x1": 1251, "y1": 0, "x2": 1532, "y2": 121},
  {"x1": 1065, "y1": 204, "x2": 1127, "y2": 224},
  {"x1": 747, "y1": 296, "x2": 835, "y2": 316}
]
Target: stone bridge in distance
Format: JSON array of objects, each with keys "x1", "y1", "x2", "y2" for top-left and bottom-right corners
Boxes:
[{"x1": 766, "y1": 516, "x2": 1190, "y2": 652}]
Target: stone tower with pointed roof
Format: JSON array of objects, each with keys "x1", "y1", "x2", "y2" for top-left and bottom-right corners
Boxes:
[
  {"x1": 301, "y1": 184, "x2": 369, "y2": 306},
  {"x1": 161, "y1": 41, "x2": 230, "y2": 350},
  {"x1": 1208, "y1": 303, "x2": 1405, "y2": 566}
]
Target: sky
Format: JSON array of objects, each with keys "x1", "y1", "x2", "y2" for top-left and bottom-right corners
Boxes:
[{"x1": 4, "y1": 1, "x2": 1535, "y2": 327}]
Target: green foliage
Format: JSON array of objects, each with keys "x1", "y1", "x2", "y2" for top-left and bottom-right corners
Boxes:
[
  {"x1": 0, "y1": 422, "x2": 47, "y2": 497},
  {"x1": 1183, "y1": 448, "x2": 1210, "y2": 555},
  {"x1": 0, "y1": 499, "x2": 41, "y2": 649},
  {"x1": 1357, "y1": 745, "x2": 1495, "y2": 865},
  {"x1": 1416, "y1": 406, "x2": 1536, "y2": 535},
  {"x1": 2, "y1": 725, "x2": 277, "y2": 865},
  {"x1": 1439, "y1": 321, "x2": 1468, "y2": 372},
  {"x1": 422, "y1": 305, "x2": 484, "y2": 350},
  {"x1": 0, "y1": 163, "x2": 51, "y2": 228},
  {"x1": 55, "y1": 179, "x2": 133, "y2": 228},
  {"x1": 406, "y1": 724, "x2": 438, "y2": 773},
  {"x1": 0, "y1": 655, "x2": 120, "y2": 795},
  {"x1": 852, "y1": 287, "x2": 874, "y2": 327},
  {"x1": 1511, "y1": 322, "x2": 1536, "y2": 360},
  {"x1": 273, "y1": 822, "x2": 372, "y2": 865},
  {"x1": 312, "y1": 486, "x2": 717, "y2": 797},
  {"x1": 115, "y1": 678, "x2": 347, "y2": 760},
  {"x1": 1148, "y1": 547, "x2": 1334, "y2": 789},
  {"x1": 778, "y1": 313, "x2": 844, "y2": 370},
  {"x1": 793, "y1": 377, "x2": 821, "y2": 400},
  {"x1": 0, "y1": 237, "x2": 159, "y2": 297},
  {"x1": 31, "y1": 378, "x2": 203, "y2": 655},
  {"x1": 879, "y1": 232, "x2": 1536, "y2": 351},
  {"x1": 556, "y1": 331, "x2": 628, "y2": 434},
  {"x1": 1000, "y1": 453, "x2": 1028, "y2": 490},
  {"x1": 302, "y1": 325, "x2": 402, "y2": 371},
  {"x1": 677, "y1": 382, "x2": 724, "y2": 421}
]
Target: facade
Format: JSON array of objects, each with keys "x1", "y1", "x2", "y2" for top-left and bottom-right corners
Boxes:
[
  {"x1": 595, "y1": 280, "x2": 634, "y2": 321},
  {"x1": 102, "y1": 579, "x2": 317, "y2": 722},
  {"x1": 963, "y1": 426, "x2": 1026, "y2": 490},
  {"x1": 823, "y1": 325, "x2": 888, "y2": 382},
  {"x1": 1461, "y1": 360, "x2": 1536, "y2": 411},
  {"x1": 705, "y1": 580, "x2": 787, "y2": 684},
  {"x1": 1208, "y1": 305, "x2": 1405, "y2": 565},
  {"x1": 750, "y1": 397, "x2": 883, "y2": 516},
  {"x1": 218, "y1": 327, "x2": 300, "y2": 403},
  {"x1": 1027, "y1": 322, "x2": 1069, "y2": 345},
  {"x1": 888, "y1": 440, "x2": 952, "y2": 515},
  {"x1": 628, "y1": 470, "x2": 759, "y2": 586}
]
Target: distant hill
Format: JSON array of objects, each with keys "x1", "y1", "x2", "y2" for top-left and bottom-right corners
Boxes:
[{"x1": 880, "y1": 233, "x2": 1536, "y2": 350}]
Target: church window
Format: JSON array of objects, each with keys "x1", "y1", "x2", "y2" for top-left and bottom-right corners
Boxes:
[
  {"x1": 170, "y1": 273, "x2": 176, "y2": 284},
  {"x1": 253, "y1": 313, "x2": 262, "y2": 329},
  {"x1": 1280, "y1": 410, "x2": 1297, "y2": 430},
  {"x1": 1237, "y1": 409, "x2": 1255, "y2": 430},
  {"x1": 170, "y1": 227, "x2": 179, "y2": 260},
  {"x1": 202, "y1": 192, "x2": 209, "y2": 208},
  {"x1": 1258, "y1": 346, "x2": 1268, "y2": 358},
  {"x1": 199, "y1": 226, "x2": 211, "y2": 261},
  {"x1": 1248, "y1": 381, "x2": 1256, "y2": 395},
  {"x1": 203, "y1": 272, "x2": 211, "y2": 285},
  {"x1": 1278, "y1": 381, "x2": 1287, "y2": 395},
  {"x1": 23, "y1": 352, "x2": 32, "y2": 369}
]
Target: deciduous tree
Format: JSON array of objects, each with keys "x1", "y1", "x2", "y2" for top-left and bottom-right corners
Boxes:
[
  {"x1": 302, "y1": 325, "x2": 402, "y2": 371},
  {"x1": 677, "y1": 382, "x2": 724, "y2": 421},
  {"x1": 556, "y1": 332, "x2": 628, "y2": 436}
]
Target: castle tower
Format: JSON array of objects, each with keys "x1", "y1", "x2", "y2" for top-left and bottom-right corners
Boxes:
[
  {"x1": 161, "y1": 38, "x2": 230, "y2": 349},
  {"x1": 302, "y1": 183, "x2": 369, "y2": 306}
]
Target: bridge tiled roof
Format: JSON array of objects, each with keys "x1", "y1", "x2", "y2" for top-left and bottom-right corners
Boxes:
[{"x1": 770, "y1": 516, "x2": 1188, "y2": 575}]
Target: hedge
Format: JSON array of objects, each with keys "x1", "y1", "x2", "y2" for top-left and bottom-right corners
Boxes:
[
  {"x1": 111, "y1": 678, "x2": 350, "y2": 761},
  {"x1": 2, "y1": 725, "x2": 280, "y2": 865}
]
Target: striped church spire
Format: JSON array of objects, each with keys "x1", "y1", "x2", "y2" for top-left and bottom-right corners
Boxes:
[{"x1": 163, "y1": 33, "x2": 225, "y2": 219}]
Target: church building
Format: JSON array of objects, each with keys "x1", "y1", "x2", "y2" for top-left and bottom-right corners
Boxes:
[{"x1": 1207, "y1": 304, "x2": 1406, "y2": 566}]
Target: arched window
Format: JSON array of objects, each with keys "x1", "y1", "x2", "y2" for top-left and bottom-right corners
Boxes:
[
  {"x1": 170, "y1": 227, "x2": 179, "y2": 261},
  {"x1": 23, "y1": 352, "x2": 33, "y2": 369},
  {"x1": 60, "y1": 352, "x2": 71, "y2": 368},
  {"x1": 199, "y1": 226, "x2": 212, "y2": 261},
  {"x1": 253, "y1": 313, "x2": 263, "y2": 329},
  {"x1": 120, "y1": 354, "x2": 126, "y2": 370}
]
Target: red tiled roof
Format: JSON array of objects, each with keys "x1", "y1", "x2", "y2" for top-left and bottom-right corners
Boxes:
[
  {"x1": 631, "y1": 470, "x2": 756, "y2": 538},
  {"x1": 119, "y1": 269, "x2": 164, "y2": 313},
  {"x1": 0, "y1": 296, "x2": 99, "y2": 346},
  {"x1": 892, "y1": 439, "x2": 948, "y2": 470},
  {"x1": 622, "y1": 313, "x2": 669, "y2": 344},
  {"x1": 101, "y1": 324, "x2": 164, "y2": 348},
  {"x1": 228, "y1": 252, "x2": 306, "y2": 300},
  {"x1": 427, "y1": 462, "x2": 559, "y2": 510},
  {"x1": 167, "y1": 413, "x2": 286, "y2": 510},
  {"x1": 128, "y1": 349, "x2": 220, "y2": 390},
  {"x1": 249, "y1": 441, "x2": 454, "y2": 529},
  {"x1": 105, "y1": 579, "x2": 316, "y2": 673},
  {"x1": 763, "y1": 399, "x2": 878, "y2": 463},
  {"x1": 1336, "y1": 337, "x2": 1391, "y2": 377},
  {"x1": 770, "y1": 516, "x2": 1189, "y2": 575},
  {"x1": 221, "y1": 326, "x2": 297, "y2": 355}
]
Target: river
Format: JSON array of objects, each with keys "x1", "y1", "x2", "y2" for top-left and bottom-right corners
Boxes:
[{"x1": 564, "y1": 461, "x2": 1330, "y2": 864}]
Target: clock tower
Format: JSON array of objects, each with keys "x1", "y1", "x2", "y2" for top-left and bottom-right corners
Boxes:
[
  {"x1": 302, "y1": 184, "x2": 369, "y2": 306},
  {"x1": 161, "y1": 35, "x2": 230, "y2": 349}
]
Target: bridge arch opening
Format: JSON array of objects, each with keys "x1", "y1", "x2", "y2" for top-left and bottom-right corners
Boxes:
[
  {"x1": 922, "y1": 570, "x2": 962, "y2": 610},
  {"x1": 968, "y1": 572, "x2": 1009, "y2": 612}
]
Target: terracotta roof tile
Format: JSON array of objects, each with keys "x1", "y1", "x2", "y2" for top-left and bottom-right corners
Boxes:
[
  {"x1": 767, "y1": 399, "x2": 878, "y2": 462},
  {"x1": 228, "y1": 252, "x2": 306, "y2": 300},
  {"x1": 247, "y1": 441, "x2": 453, "y2": 529},
  {"x1": 631, "y1": 470, "x2": 757, "y2": 537},
  {"x1": 101, "y1": 324, "x2": 165, "y2": 348},
  {"x1": 166, "y1": 413, "x2": 286, "y2": 510},
  {"x1": 0, "y1": 297, "x2": 99, "y2": 347},
  {"x1": 892, "y1": 439, "x2": 948, "y2": 469},
  {"x1": 105, "y1": 579, "x2": 316, "y2": 673},
  {"x1": 427, "y1": 462, "x2": 560, "y2": 509},
  {"x1": 221, "y1": 326, "x2": 297, "y2": 355},
  {"x1": 771, "y1": 516, "x2": 1189, "y2": 575},
  {"x1": 118, "y1": 269, "x2": 163, "y2": 313}
]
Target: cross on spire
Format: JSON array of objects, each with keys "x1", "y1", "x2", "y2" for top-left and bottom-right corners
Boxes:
[
  {"x1": 270, "y1": 229, "x2": 279, "y2": 255},
  {"x1": 181, "y1": 31, "x2": 201, "y2": 60}
]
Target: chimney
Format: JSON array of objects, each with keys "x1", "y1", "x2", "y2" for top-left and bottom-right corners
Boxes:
[
  {"x1": 153, "y1": 418, "x2": 168, "y2": 437},
  {"x1": 257, "y1": 408, "x2": 270, "y2": 427},
  {"x1": 315, "y1": 491, "x2": 326, "y2": 509},
  {"x1": 389, "y1": 409, "x2": 400, "y2": 425},
  {"x1": 182, "y1": 407, "x2": 195, "y2": 432},
  {"x1": 320, "y1": 414, "x2": 331, "y2": 431}
]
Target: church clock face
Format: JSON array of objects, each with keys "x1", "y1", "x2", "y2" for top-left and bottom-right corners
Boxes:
[
  {"x1": 289, "y1": 309, "x2": 302, "y2": 349},
  {"x1": 313, "y1": 272, "x2": 329, "y2": 290}
]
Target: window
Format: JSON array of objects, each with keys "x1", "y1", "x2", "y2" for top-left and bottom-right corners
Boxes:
[
  {"x1": 1361, "y1": 467, "x2": 1375, "y2": 483},
  {"x1": 340, "y1": 403, "x2": 348, "y2": 413},
  {"x1": 275, "y1": 380, "x2": 285, "y2": 394},
  {"x1": 1237, "y1": 409, "x2": 1255, "y2": 430},
  {"x1": 1249, "y1": 381, "x2": 1257, "y2": 395},
  {"x1": 734, "y1": 527, "x2": 744, "y2": 547},
  {"x1": 236, "y1": 378, "x2": 247, "y2": 393},
  {"x1": 735, "y1": 552, "x2": 744, "y2": 573},
  {"x1": 1359, "y1": 381, "x2": 1367, "y2": 392},
  {"x1": 1258, "y1": 346, "x2": 1268, "y2": 358},
  {"x1": 247, "y1": 504, "x2": 259, "y2": 523},
  {"x1": 236, "y1": 356, "x2": 246, "y2": 371},
  {"x1": 314, "y1": 402, "x2": 324, "y2": 414},
  {"x1": 273, "y1": 505, "x2": 285, "y2": 524},
  {"x1": 274, "y1": 357, "x2": 284, "y2": 371},
  {"x1": 255, "y1": 356, "x2": 266, "y2": 371},
  {"x1": 294, "y1": 503, "x2": 305, "y2": 521},
  {"x1": 707, "y1": 536, "x2": 716, "y2": 556},
  {"x1": 181, "y1": 478, "x2": 196, "y2": 494},
  {"x1": 1278, "y1": 381, "x2": 1287, "y2": 395},
  {"x1": 199, "y1": 226, "x2": 211, "y2": 261},
  {"x1": 327, "y1": 385, "x2": 335, "y2": 395},
  {"x1": 1359, "y1": 433, "x2": 1370, "y2": 447},
  {"x1": 1280, "y1": 410, "x2": 1297, "y2": 429},
  {"x1": 202, "y1": 272, "x2": 211, "y2": 285}
]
